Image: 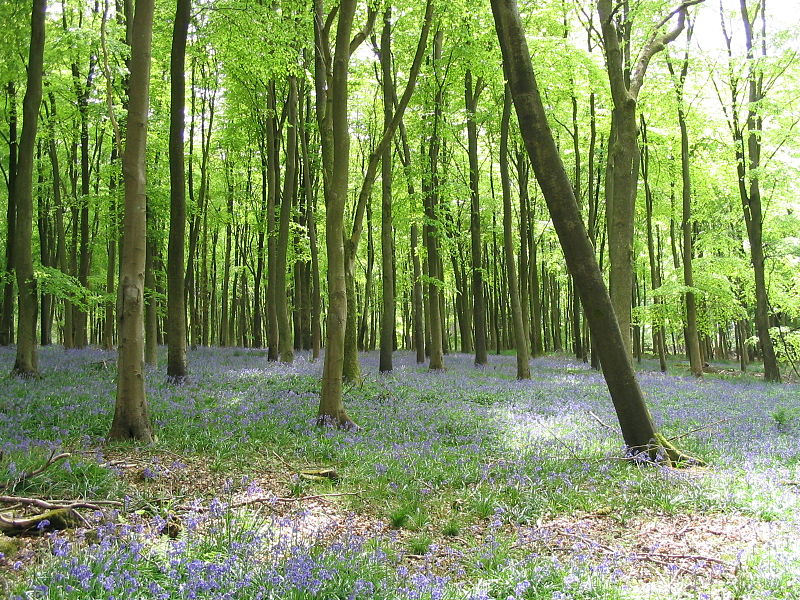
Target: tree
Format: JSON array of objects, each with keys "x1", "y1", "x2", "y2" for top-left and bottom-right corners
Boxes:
[
  {"x1": 597, "y1": 0, "x2": 698, "y2": 357},
  {"x1": 491, "y1": 0, "x2": 700, "y2": 464},
  {"x1": 666, "y1": 26, "x2": 703, "y2": 378},
  {"x1": 166, "y1": 0, "x2": 190, "y2": 382},
  {"x1": 499, "y1": 85, "x2": 530, "y2": 379},
  {"x1": 314, "y1": 0, "x2": 360, "y2": 427},
  {"x1": 465, "y1": 68, "x2": 488, "y2": 366},
  {"x1": 109, "y1": 0, "x2": 154, "y2": 442},
  {"x1": 11, "y1": 0, "x2": 47, "y2": 378},
  {"x1": 719, "y1": 0, "x2": 781, "y2": 382}
]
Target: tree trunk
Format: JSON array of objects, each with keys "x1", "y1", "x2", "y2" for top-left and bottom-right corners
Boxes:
[
  {"x1": 1, "y1": 82, "x2": 18, "y2": 347},
  {"x1": 424, "y1": 30, "x2": 445, "y2": 371},
  {"x1": 144, "y1": 222, "x2": 157, "y2": 365},
  {"x1": 315, "y1": 0, "x2": 357, "y2": 427},
  {"x1": 276, "y1": 76, "x2": 298, "y2": 363},
  {"x1": 598, "y1": 0, "x2": 688, "y2": 358},
  {"x1": 11, "y1": 0, "x2": 46, "y2": 377},
  {"x1": 500, "y1": 86, "x2": 530, "y2": 379},
  {"x1": 166, "y1": 0, "x2": 189, "y2": 381},
  {"x1": 735, "y1": 0, "x2": 780, "y2": 382},
  {"x1": 641, "y1": 117, "x2": 667, "y2": 372},
  {"x1": 465, "y1": 69, "x2": 487, "y2": 366},
  {"x1": 109, "y1": 0, "x2": 154, "y2": 442},
  {"x1": 265, "y1": 81, "x2": 279, "y2": 361},
  {"x1": 378, "y1": 4, "x2": 394, "y2": 372},
  {"x1": 492, "y1": 0, "x2": 700, "y2": 464}
]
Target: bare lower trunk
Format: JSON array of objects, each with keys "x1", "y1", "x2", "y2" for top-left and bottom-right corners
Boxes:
[
  {"x1": 12, "y1": 0, "x2": 46, "y2": 377},
  {"x1": 109, "y1": 0, "x2": 154, "y2": 442},
  {"x1": 500, "y1": 86, "x2": 530, "y2": 379},
  {"x1": 166, "y1": 0, "x2": 189, "y2": 381}
]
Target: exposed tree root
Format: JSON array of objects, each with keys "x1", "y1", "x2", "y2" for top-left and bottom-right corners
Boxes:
[{"x1": 627, "y1": 433, "x2": 706, "y2": 468}]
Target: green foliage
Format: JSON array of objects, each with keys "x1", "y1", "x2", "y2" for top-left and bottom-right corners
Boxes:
[{"x1": 34, "y1": 266, "x2": 105, "y2": 312}]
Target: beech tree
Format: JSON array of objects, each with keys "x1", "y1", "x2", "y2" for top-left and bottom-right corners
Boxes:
[
  {"x1": 11, "y1": 0, "x2": 46, "y2": 378},
  {"x1": 597, "y1": 0, "x2": 699, "y2": 357},
  {"x1": 166, "y1": 0, "x2": 190, "y2": 382},
  {"x1": 108, "y1": 0, "x2": 154, "y2": 442}
]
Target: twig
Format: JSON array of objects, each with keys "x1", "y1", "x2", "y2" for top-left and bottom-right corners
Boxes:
[
  {"x1": 1, "y1": 451, "x2": 71, "y2": 492},
  {"x1": 270, "y1": 449, "x2": 296, "y2": 471},
  {"x1": 588, "y1": 410, "x2": 616, "y2": 433},
  {"x1": 666, "y1": 419, "x2": 731, "y2": 442},
  {"x1": 632, "y1": 550, "x2": 729, "y2": 567},
  {"x1": 274, "y1": 490, "x2": 364, "y2": 503}
]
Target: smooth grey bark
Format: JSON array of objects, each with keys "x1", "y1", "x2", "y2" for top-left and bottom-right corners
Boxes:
[
  {"x1": 723, "y1": 0, "x2": 780, "y2": 382},
  {"x1": 666, "y1": 42, "x2": 703, "y2": 378},
  {"x1": 315, "y1": 0, "x2": 358, "y2": 427},
  {"x1": 109, "y1": 0, "x2": 154, "y2": 442},
  {"x1": 276, "y1": 76, "x2": 298, "y2": 364},
  {"x1": 378, "y1": 4, "x2": 395, "y2": 373},
  {"x1": 597, "y1": 0, "x2": 693, "y2": 357}
]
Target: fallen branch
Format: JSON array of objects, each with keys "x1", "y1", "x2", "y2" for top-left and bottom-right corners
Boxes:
[
  {"x1": 632, "y1": 550, "x2": 729, "y2": 567},
  {"x1": 1, "y1": 451, "x2": 71, "y2": 492},
  {"x1": 538, "y1": 528, "x2": 730, "y2": 571},
  {"x1": 275, "y1": 490, "x2": 363, "y2": 503},
  {"x1": 0, "y1": 495, "x2": 119, "y2": 512},
  {"x1": 666, "y1": 419, "x2": 731, "y2": 443}
]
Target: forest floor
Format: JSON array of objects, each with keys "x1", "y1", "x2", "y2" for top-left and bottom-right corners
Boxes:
[{"x1": 1, "y1": 346, "x2": 799, "y2": 599}]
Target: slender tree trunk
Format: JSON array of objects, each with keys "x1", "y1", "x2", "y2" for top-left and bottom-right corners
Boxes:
[
  {"x1": 12, "y1": 0, "x2": 46, "y2": 377},
  {"x1": 492, "y1": 0, "x2": 700, "y2": 464},
  {"x1": 276, "y1": 76, "x2": 298, "y2": 364},
  {"x1": 598, "y1": 0, "x2": 688, "y2": 358},
  {"x1": 1, "y1": 82, "x2": 18, "y2": 347},
  {"x1": 500, "y1": 86, "x2": 530, "y2": 378},
  {"x1": 735, "y1": 0, "x2": 780, "y2": 382},
  {"x1": 424, "y1": 30, "x2": 445, "y2": 371},
  {"x1": 109, "y1": 0, "x2": 154, "y2": 442},
  {"x1": 641, "y1": 117, "x2": 667, "y2": 372},
  {"x1": 166, "y1": 0, "x2": 189, "y2": 381},
  {"x1": 266, "y1": 82, "x2": 279, "y2": 361},
  {"x1": 144, "y1": 219, "x2": 157, "y2": 365},
  {"x1": 465, "y1": 69, "x2": 487, "y2": 366},
  {"x1": 379, "y1": 4, "x2": 394, "y2": 372}
]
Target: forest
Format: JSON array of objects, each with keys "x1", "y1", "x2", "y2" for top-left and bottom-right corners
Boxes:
[{"x1": 1, "y1": 0, "x2": 799, "y2": 597}]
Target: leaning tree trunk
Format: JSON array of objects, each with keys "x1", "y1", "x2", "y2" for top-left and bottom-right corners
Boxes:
[
  {"x1": 166, "y1": 0, "x2": 189, "y2": 382},
  {"x1": 491, "y1": 0, "x2": 700, "y2": 465},
  {"x1": 109, "y1": 0, "x2": 154, "y2": 442},
  {"x1": 12, "y1": 0, "x2": 46, "y2": 377},
  {"x1": 499, "y1": 85, "x2": 530, "y2": 379}
]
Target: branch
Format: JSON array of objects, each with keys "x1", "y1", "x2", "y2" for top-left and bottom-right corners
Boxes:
[
  {"x1": 1, "y1": 451, "x2": 71, "y2": 493},
  {"x1": 349, "y1": 5, "x2": 377, "y2": 56},
  {"x1": 629, "y1": 0, "x2": 705, "y2": 98}
]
